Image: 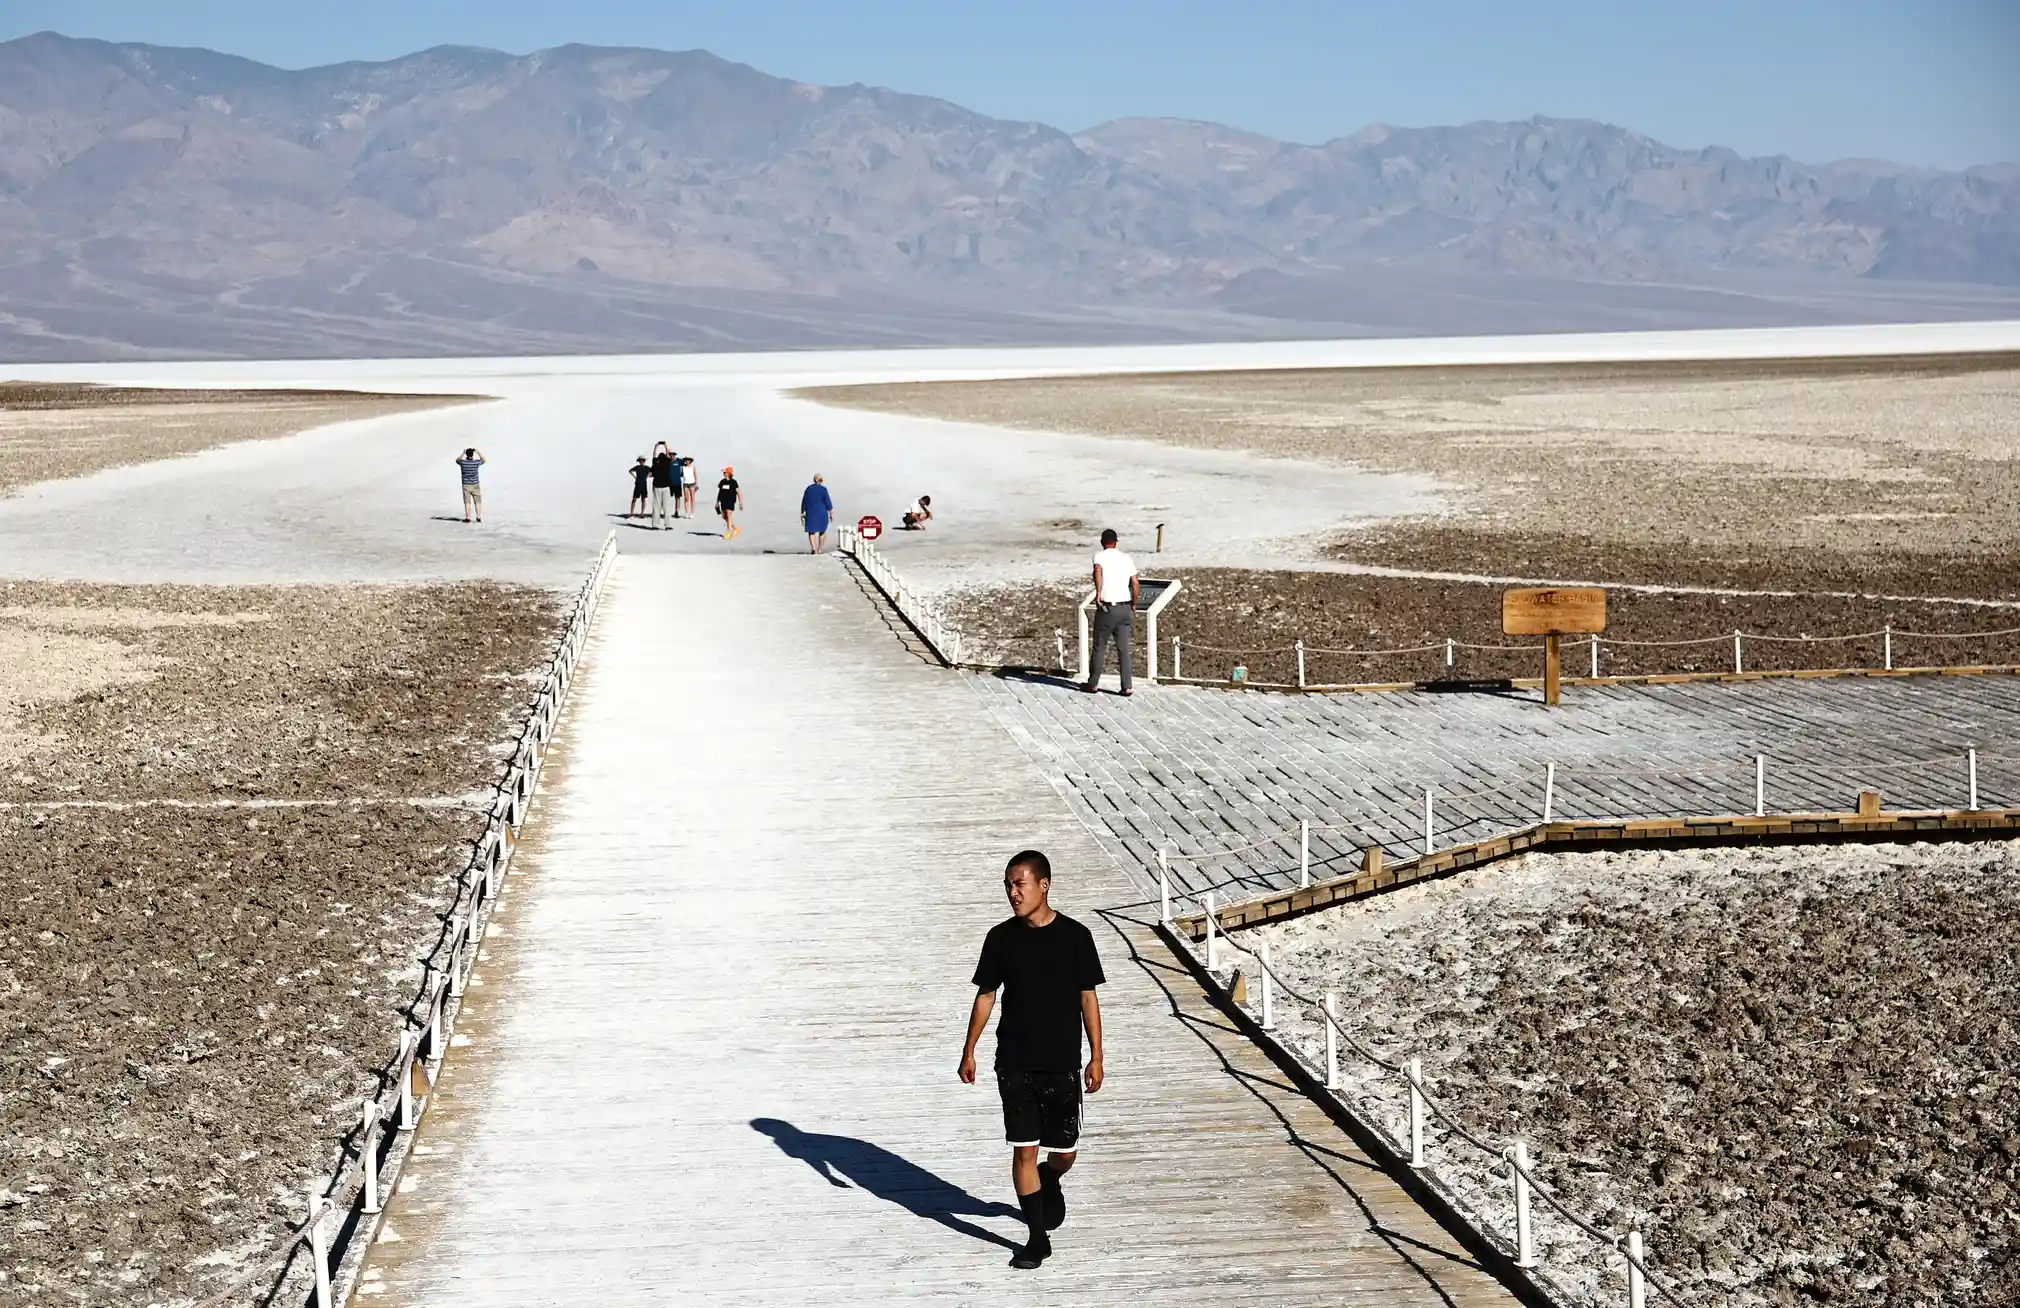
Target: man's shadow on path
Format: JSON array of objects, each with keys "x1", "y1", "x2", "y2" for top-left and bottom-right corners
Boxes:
[{"x1": 751, "y1": 1118, "x2": 1021, "y2": 1251}]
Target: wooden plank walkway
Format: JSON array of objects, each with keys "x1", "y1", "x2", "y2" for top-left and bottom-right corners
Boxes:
[
  {"x1": 972, "y1": 668, "x2": 2020, "y2": 900},
  {"x1": 356, "y1": 555, "x2": 1518, "y2": 1306}
]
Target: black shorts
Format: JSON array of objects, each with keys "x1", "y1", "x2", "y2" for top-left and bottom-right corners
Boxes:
[{"x1": 997, "y1": 1069, "x2": 1082, "y2": 1150}]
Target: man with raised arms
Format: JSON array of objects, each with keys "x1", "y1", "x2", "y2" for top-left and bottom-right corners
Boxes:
[{"x1": 958, "y1": 849, "x2": 1105, "y2": 1269}]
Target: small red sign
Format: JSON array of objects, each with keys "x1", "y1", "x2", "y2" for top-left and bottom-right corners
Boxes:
[{"x1": 857, "y1": 514, "x2": 883, "y2": 541}]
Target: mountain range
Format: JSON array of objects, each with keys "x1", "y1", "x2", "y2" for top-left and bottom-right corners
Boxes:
[{"x1": 2, "y1": 31, "x2": 2017, "y2": 361}]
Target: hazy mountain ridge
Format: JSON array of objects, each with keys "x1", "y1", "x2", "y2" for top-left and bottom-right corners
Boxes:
[{"x1": 0, "y1": 31, "x2": 2015, "y2": 360}]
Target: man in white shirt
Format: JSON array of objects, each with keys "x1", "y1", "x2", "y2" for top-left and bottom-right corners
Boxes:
[{"x1": 1082, "y1": 528, "x2": 1141, "y2": 696}]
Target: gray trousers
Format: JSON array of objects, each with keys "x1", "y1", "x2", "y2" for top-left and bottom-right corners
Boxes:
[
  {"x1": 651, "y1": 486, "x2": 671, "y2": 528},
  {"x1": 1089, "y1": 603, "x2": 1134, "y2": 691}
]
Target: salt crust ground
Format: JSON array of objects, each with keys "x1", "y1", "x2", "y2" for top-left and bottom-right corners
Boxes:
[
  {"x1": 1243, "y1": 842, "x2": 2020, "y2": 1308},
  {"x1": 0, "y1": 384, "x2": 477, "y2": 498},
  {"x1": 804, "y1": 353, "x2": 2020, "y2": 596},
  {"x1": 0, "y1": 583, "x2": 559, "y2": 1307}
]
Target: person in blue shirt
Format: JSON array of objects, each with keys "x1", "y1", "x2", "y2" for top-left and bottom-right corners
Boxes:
[{"x1": 800, "y1": 473, "x2": 835, "y2": 554}]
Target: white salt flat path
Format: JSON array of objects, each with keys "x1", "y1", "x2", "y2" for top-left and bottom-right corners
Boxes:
[{"x1": 359, "y1": 554, "x2": 1519, "y2": 1306}]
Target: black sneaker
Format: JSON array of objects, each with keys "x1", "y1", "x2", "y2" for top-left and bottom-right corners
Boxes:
[{"x1": 1009, "y1": 1239, "x2": 1050, "y2": 1270}]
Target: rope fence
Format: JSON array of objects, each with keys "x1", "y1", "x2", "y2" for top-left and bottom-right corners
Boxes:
[
  {"x1": 1140, "y1": 738, "x2": 2016, "y2": 1305},
  {"x1": 1162, "y1": 619, "x2": 2020, "y2": 690},
  {"x1": 1180, "y1": 917, "x2": 1682, "y2": 1307},
  {"x1": 192, "y1": 533, "x2": 620, "y2": 1308},
  {"x1": 1146, "y1": 746, "x2": 2013, "y2": 907},
  {"x1": 836, "y1": 526, "x2": 966, "y2": 667}
]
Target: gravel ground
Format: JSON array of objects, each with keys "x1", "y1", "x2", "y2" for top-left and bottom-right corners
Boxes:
[
  {"x1": 0, "y1": 804, "x2": 477, "y2": 1307},
  {"x1": 0, "y1": 582, "x2": 557, "y2": 801},
  {"x1": 1330, "y1": 524, "x2": 2020, "y2": 604},
  {"x1": 939, "y1": 569, "x2": 2020, "y2": 685},
  {"x1": 1238, "y1": 841, "x2": 2020, "y2": 1308},
  {"x1": 0, "y1": 581, "x2": 562, "y2": 1307},
  {"x1": 805, "y1": 353, "x2": 2020, "y2": 599},
  {"x1": 0, "y1": 384, "x2": 478, "y2": 497}
]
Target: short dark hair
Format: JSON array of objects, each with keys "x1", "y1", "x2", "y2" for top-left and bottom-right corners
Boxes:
[
  {"x1": 1005, "y1": 849, "x2": 1051, "y2": 882},
  {"x1": 463, "y1": 447, "x2": 476, "y2": 458},
  {"x1": 1100, "y1": 528, "x2": 1118, "y2": 546},
  {"x1": 920, "y1": 495, "x2": 932, "y2": 505}
]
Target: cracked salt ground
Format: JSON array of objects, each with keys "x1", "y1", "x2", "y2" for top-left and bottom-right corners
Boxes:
[{"x1": 1238, "y1": 841, "x2": 2020, "y2": 1307}]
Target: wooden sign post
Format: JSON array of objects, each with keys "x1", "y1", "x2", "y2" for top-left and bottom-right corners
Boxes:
[{"x1": 1502, "y1": 587, "x2": 1606, "y2": 706}]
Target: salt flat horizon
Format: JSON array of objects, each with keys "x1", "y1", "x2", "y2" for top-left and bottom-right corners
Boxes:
[{"x1": 6, "y1": 319, "x2": 2020, "y2": 394}]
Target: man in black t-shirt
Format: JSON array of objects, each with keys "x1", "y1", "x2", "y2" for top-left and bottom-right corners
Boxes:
[{"x1": 958, "y1": 849, "x2": 1105, "y2": 1270}]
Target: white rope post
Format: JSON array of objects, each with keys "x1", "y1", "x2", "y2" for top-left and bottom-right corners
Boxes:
[
  {"x1": 1423, "y1": 788, "x2": 1435, "y2": 855},
  {"x1": 361, "y1": 1099, "x2": 382, "y2": 1214},
  {"x1": 1407, "y1": 1057, "x2": 1425, "y2": 1167},
  {"x1": 1172, "y1": 636, "x2": 1182, "y2": 680},
  {"x1": 1202, "y1": 891, "x2": 1217, "y2": 972},
  {"x1": 1968, "y1": 747, "x2": 1979, "y2": 810},
  {"x1": 1295, "y1": 639, "x2": 1307, "y2": 689},
  {"x1": 307, "y1": 1188, "x2": 332, "y2": 1308},
  {"x1": 1542, "y1": 762, "x2": 1556, "y2": 823},
  {"x1": 1299, "y1": 818, "x2": 1311, "y2": 888},
  {"x1": 1055, "y1": 629, "x2": 1067, "y2": 672},
  {"x1": 1511, "y1": 1140, "x2": 1536, "y2": 1267},
  {"x1": 1733, "y1": 629, "x2": 1744, "y2": 674},
  {"x1": 1590, "y1": 636, "x2": 1601, "y2": 679},
  {"x1": 1324, "y1": 990, "x2": 1340, "y2": 1090},
  {"x1": 1158, "y1": 847, "x2": 1171, "y2": 923},
  {"x1": 1755, "y1": 753, "x2": 1766, "y2": 816},
  {"x1": 1445, "y1": 636, "x2": 1455, "y2": 668},
  {"x1": 423, "y1": 972, "x2": 444, "y2": 1065},
  {"x1": 397, "y1": 1029, "x2": 417, "y2": 1129},
  {"x1": 1884, "y1": 624, "x2": 1894, "y2": 671},
  {"x1": 1627, "y1": 1230, "x2": 1647, "y2": 1308},
  {"x1": 1259, "y1": 941, "x2": 1274, "y2": 1030}
]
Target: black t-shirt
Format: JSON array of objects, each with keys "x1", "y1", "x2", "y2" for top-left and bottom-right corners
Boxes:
[
  {"x1": 717, "y1": 476, "x2": 739, "y2": 505},
  {"x1": 972, "y1": 912, "x2": 1105, "y2": 1073},
  {"x1": 631, "y1": 464, "x2": 652, "y2": 492},
  {"x1": 651, "y1": 453, "x2": 674, "y2": 488}
]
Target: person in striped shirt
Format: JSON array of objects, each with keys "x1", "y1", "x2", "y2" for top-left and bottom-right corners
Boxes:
[{"x1": 455, "y1": 447, "x2": 486, "y2": 523}]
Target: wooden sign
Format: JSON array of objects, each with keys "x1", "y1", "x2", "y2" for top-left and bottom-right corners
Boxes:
[
  {"x1": 1503, "y1": 587, "x2": 1606, "y2": 707},
  {"x1": 1502, "y1": 587, "x2": 1606, "y2": 637}
]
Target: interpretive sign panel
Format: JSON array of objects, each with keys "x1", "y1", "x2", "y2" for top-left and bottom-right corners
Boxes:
[{"x1": 1502, "y1": 587, "x2": 1606, "y2": 636}]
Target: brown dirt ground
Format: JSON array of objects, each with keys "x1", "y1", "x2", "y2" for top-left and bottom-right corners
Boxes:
[
  {"x1": 0, "y1": 582, "x2": 562, "y2": 1307},
  {"x1": 0, "y1": 582, "x2": 557, "y2": 802},
  {"x1": 0, "y1": 805, "x2": 476, "y2": 1307},
  {"x1": 1252, "y1": 841, "x2": 2020, "y2": 1307},
  {"x1": 0, "y1": 384, "x2": 482, "y2": 496},
  {"x1": 942, "y1": 569, "x2": 2020, "y2": 686}
]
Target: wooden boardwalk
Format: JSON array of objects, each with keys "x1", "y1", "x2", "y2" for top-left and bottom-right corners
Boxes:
[
  {"x1": 358, "y1": 556, "x2": 1518, "y2": 1306},
  {"x1": 973, "y1": 665, "x2": 2020, "y2": 900}
]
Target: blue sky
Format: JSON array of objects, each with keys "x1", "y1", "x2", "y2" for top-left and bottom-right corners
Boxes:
[{"x1": 5, "y1": 1, "x2": 2015, "y2": 168}]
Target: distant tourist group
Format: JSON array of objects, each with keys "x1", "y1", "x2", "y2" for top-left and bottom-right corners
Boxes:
[
  {"x1": 628, "y1": 443, "x2": 705, "y2": 530},
  {"x1": 454, "y1": 446, "x2": 934, "y2": 555}
]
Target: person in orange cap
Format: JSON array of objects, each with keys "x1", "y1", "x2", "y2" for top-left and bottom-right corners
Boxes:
[{"x1": 715, "y1": 465, "x2": 744, "y2": 540}]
